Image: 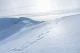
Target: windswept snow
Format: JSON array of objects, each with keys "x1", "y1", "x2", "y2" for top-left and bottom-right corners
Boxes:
[
  {"x1": 0, "y1": 17, "x2": 43, "y2": 42},
  {"x1": 0, "y1": 14, "x2": 80, "y2": 53}
]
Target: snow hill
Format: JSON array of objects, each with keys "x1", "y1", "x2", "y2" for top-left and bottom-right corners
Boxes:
[
  {"x1": 0, "y1": 14, "x2": 80, "y2": 53},
  {"x1": 0, "y1": 17, "x2": 43, "y2": 42}
]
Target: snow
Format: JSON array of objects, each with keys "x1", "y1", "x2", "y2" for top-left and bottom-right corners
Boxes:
[
  {"x1": 0, "y1": 14, "x2": 80, "y2": 53},
  {"x1": 0, "y1": 17, "x2": 42, "y2": 42},
  {"x1": 0, "y1": 18, "x2": 17, "y2": 31}
]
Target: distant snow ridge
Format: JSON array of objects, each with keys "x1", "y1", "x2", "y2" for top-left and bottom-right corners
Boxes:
[
  {"x1": 18, "y1": 17, "x2": 43, "y2": 26},
  {"x1": 0, "y1": 17, "x2": 43, "y2": 41},
  {"x1": 0, "y1": 17, "x2": 43, "y2": 31}
]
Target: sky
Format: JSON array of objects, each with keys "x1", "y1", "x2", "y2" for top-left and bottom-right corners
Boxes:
[{"x1": 0, "y1": 0, "x2": 80, "y2": 16}]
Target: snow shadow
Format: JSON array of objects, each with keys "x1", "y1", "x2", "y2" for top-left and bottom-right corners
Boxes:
[
  {"x1": 0, "y1": 18, "x2": 19, "y2": 31},
  {"x1": 0, "y1": 17, "x2": 41, "y2": 41}
]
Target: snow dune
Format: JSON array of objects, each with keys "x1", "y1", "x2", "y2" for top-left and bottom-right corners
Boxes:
[{"x1": 0, "y1": 14, "x2": 80, "y2": 53}]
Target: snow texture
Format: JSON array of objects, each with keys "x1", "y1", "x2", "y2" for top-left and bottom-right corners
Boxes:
[{"x1": 0, "y1": 14, "x2": 80, "y2": 53}]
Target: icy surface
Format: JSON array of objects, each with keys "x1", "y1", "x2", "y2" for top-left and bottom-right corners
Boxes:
[{"x1": 0, "y1": 14, "x2": 80, "y2": 53}]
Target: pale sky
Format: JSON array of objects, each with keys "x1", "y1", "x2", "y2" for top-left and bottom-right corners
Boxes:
[{"x1": 0, "y1": 0, "x2": 80, "y2": 16}]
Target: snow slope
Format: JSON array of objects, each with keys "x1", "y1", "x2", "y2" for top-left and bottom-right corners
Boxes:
[
  {"x1": 0, "y1": 18, "x2": 18, "y2": 31},
  {"x1": 0, "y1": 14, "x2": 80, "y2": 53},
  {"x1": 0, "y1": 17, "x2": 42, "y2": 42}
]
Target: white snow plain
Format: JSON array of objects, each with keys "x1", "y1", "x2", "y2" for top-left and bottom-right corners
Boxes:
[{"x1": 0, "y1": 14, "x2": 80, "y2": 53}]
